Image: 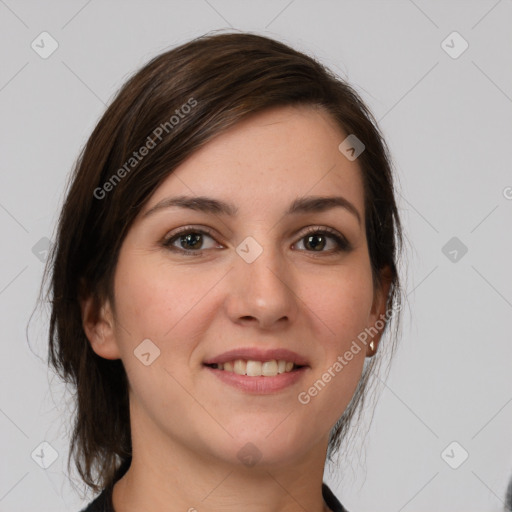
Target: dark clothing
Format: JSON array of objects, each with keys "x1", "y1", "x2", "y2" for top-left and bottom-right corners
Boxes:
[{"x1": 80, "y1": 458, "x2": 349, "y2": 512}]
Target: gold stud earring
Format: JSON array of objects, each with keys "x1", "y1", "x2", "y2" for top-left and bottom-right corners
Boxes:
[{"x1": 369, "y1": 341, "x2": 375, "y2": 353}]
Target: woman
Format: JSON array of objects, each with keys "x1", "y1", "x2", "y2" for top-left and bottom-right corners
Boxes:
[{"x1": 44, "y1": 30, "x2": 404, "y2": 512}]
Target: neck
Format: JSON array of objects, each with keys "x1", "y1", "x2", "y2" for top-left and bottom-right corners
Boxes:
[{"x1": 112, "y1": 408, "x2": 332, "y2": 512}]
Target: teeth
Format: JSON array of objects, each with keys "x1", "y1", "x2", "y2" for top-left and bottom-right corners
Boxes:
[
  {"x1": 215, "y1": 359, "x2": 298, "y2": 377},
  {"x1": 246, "y1": 360, "x2": 262, "y2": 376},
  {"x1": 233, "y1": 360, "x2": 246, "y2": 375},
  {"x1": 262, "y1": 360, "x2": 278, "y2": 376}
]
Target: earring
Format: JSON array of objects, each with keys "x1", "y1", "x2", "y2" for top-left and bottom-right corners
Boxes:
[{"x1": 369, "y1": 341, "x2": 375, "y2": 354}]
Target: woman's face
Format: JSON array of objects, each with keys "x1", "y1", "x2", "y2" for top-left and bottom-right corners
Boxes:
[{"x1": 87, "y1": 105, "x2": 390, "y2": 469}]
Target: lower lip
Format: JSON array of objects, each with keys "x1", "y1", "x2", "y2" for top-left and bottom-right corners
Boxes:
[{"x1": 204, "y1": 366, "x2": 308, "y2": 394}]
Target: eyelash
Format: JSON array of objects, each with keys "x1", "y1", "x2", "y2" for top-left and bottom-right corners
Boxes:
[{"x1": 161, "y1": 226, "x2": 351, "y2": 257}]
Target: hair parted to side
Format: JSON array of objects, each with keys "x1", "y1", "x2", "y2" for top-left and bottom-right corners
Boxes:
[{"x1": 43, "y1": 30, "x2": 405, "y2": 493}]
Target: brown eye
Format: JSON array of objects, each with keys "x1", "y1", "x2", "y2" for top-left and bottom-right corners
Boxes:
[
  {"x1": 177, "y1": 232, "x2": 204, "y2": 250},
  {"x1": 163, "y1": 228, "x2": 221, "y2": 255},
  {"x1": 303, "y1": 233, "x2": 328, "y2": 251},
  {"x1": 295, "y1": 228, "x2": 351, "y2": 254}
]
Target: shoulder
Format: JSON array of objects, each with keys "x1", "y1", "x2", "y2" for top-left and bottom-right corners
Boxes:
[
  {"x1": 78, "y1": 488, "x2": 111, "y2": 512},
  {"x1": 79, "y1": 457, "x2": 131, "y2": 512},
  {"x1": 322, "y1": 482, "x2": 350, "y2": 512}
]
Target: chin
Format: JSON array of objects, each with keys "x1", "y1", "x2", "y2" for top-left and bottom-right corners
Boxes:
[{"x1": 221, "y1": 429, "x2": 312, "y2": 468}]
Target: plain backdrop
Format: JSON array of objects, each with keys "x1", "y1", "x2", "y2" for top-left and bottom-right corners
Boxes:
[{"x1": 1, "y1": 1, "x2": 511, "y2": 511}]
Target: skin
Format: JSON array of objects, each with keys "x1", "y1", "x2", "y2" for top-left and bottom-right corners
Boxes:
[{"x1": 82, "y1": 105, "x2": 391, "y2": 512}]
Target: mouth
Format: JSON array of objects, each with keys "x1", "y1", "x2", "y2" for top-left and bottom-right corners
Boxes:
[
  {"x1": 204, "y1": 359, "x2": 305, "y2": 377},
  {"x1": 203, "y1": 348, "x2": 310, "y2": 393}
]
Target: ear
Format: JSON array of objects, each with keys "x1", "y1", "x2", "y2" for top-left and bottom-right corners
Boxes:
[
  {"x1": 80, "y1": 293, "x2": 122, "y2": 360},
  {"x1": 366, "y1": 266, "x2": 393, "y2": 357}
]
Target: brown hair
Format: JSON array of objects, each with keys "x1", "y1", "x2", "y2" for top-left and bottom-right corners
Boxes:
[{"x1": 43, "y1": 30, "x2": 405, "y2": 492}]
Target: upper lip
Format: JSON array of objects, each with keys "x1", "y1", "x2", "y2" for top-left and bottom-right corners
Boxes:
[{"x1": 203, "y1": 347, "x2": 309, "y2": 367}]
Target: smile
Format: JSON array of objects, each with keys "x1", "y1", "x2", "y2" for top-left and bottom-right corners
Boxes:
[
  {"x1": 204, "y1": 360, "x2": 308, "y2": 394},
  {"x1": 205, "y1": 359, "x2": 302, "y2": 377}
]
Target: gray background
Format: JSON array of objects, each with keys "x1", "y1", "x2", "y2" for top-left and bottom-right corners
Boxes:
[{"x1": 1, "y1": 1, "x2": 511, "y2": 511}]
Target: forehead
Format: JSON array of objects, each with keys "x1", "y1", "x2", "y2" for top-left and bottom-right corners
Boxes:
[{"x1": 145, "y1": 105, "x2": 365, "y2": 220}]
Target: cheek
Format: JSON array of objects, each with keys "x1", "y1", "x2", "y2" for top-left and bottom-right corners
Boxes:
[
  {"x1": 113, "y1": 255, "x2": 209, "y2": 341},
  {"x1": 111, "y1": 254, "x2": 222, "y2": 393},
  {"x1": 111, "y1": 255, "x2": 206, "y2": 416},
  {"x1": 305, "y1": 262, "x2": 374, "y2": 346},
  {"x1": 297, "y1": 263, "x2": 373, "y2": 410}
]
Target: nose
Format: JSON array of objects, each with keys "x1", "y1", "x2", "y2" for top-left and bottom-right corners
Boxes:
[{"x1": 224, "y1": 238, "x2": 298, "y2": 331}]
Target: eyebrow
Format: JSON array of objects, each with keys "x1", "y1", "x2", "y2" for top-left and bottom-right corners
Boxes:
[{"x1": 143, "y1": 195, "x2": 362, "y2": 225}]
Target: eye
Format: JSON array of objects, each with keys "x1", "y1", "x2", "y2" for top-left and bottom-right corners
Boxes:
[
  {"x1": 162, "y1": 227, "x2": 222, "y2": 256},
  {"x1": 162, "y1": 226, "x2": 351, "y2": 257},
  {"x1": 294, "y1": 227, "x2": 351, "y2": 254}
]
